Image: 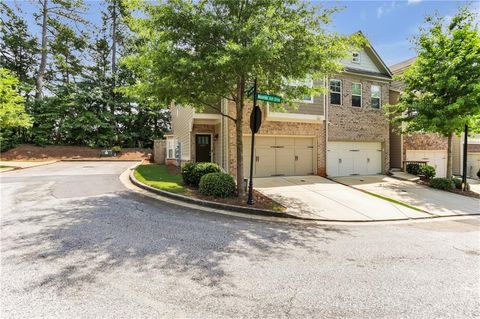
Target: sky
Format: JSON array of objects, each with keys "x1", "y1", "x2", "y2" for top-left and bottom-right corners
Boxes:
[
  {"x1": 7, "y1": 0, "x2": 480, "y2": 67},
  {"x1": 319, "y1": 0, "x2": 479, "y2": 66}
]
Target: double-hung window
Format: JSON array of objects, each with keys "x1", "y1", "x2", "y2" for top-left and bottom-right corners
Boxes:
[
  {"x1": 329, "y1": 79, "x2": 341, "y2": 105},
  {"x1": 351, "y1": 83, "x2": 362, "y2": 107},
  {"x1": 371, "y1": 85, "x2": 381, "y2": 109},
  {"x1": 167, "y1": 138, "x2": 175, "y2": 159},
  {"x1": 290, "y1": 78, "x2": 314, "y2": 103}
]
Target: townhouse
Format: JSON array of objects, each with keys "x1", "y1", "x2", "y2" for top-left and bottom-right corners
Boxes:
[
  {"x1": 389, "y1": 58, "x2": 480, "y2": 179},
  {"x1": 166, "y1": 34, "x2": 394, "y2": 180}
]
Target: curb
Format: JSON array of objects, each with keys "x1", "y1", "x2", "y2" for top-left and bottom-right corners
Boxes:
[
  {"x1": 129, "y1": 169, "x2": 308, "y2": 220},
  {"x1": 61, "y1": 159, "x2": 145, "y2": 162},
  {"x1": 127, "y1": 166, "x2": 480, "y2": 223},
  {"x1": 0, "y1": 160, "x2": 59, "y2": 172}
]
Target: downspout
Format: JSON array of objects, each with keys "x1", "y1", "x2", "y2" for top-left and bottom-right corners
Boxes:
[{"x1": 324, "y1": 76, "x2": 328, "y2": 177}]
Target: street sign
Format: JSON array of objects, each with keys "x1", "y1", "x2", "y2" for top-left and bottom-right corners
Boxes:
[
  {"x1": 256, "y1": 93, "x2": 282, "y2": 103},
  {"x1": 250, "y1": 105, "x2": 262, "y2": 134},
  {"x1": 246, "y1": 86, "x2": 255, "y2": 97}
]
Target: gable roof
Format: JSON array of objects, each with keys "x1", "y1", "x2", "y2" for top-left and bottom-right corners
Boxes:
[
  {"x1": 342, "y1": 31, "x2": 393, "y2": 80},
  {"x1": 390, "y1": 57, "x2": 416, "y2": 74}
]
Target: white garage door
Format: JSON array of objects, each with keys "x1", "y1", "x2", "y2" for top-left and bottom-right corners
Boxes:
[
  {"x1": 466, "y1": 153, "x2": 480, "y2": 178},
  {"x1": 327, "y1": 142, "x2": 382, "y2": 177},
  {"x1": 406, "y1": 150, "x2": 447, "y2": 178},
  {"x1": 243, "y1": 136, "x2": 315, "y2": 178}
]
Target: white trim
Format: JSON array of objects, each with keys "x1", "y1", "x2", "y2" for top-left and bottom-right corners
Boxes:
[
  {"x1": 351, "y1": 82, "x2": 362, "y2": 107},
  {"x1": 352, "y1": 51, "x2": 361, "y2": 64},
  {"x1": 193, "y1": 113, "x2": 222, "y2": 120},
  {"x1": 342, "y1": 70, "x2": 391, "y2": 82},
  {"x1": 266, "y1": 111, "x2": 325, "y2": 123},
  {"x1": 329, "y1": 79, "x2": 342, "y2": 105},
  {"x1": 370, "y1": 85, "x2": 381, "y2": 109},
  {"x1": 290, "y1": 78, "x2": 314, "y2": 104}
]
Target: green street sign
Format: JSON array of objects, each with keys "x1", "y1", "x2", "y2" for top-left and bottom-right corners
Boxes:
[
  {"x1": 256, "y1": 93, "x2": 282, "y2": 103},
  {"x1": 246, "y1": 86, "x2": 255, "y2": 97}
]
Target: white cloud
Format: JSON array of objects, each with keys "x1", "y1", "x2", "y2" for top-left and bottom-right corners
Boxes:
[
  {"x1": 376, "y1": 1, "x2": 399, "y2": 18},
  {"x1": 407, "y1": 0, "x2": 422, "y2": 5}
]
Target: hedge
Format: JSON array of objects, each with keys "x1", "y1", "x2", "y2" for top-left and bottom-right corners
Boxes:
[
  {"x1": 181, "y1": 162, "x2": 222, "y2": 187},
  {"x1": 199, "y1": 172, "x2": 236, "y2": 198}
]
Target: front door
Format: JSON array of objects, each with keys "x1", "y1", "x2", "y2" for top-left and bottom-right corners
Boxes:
[{"x1": 195, "y1": 134, "x2": 211, "y2": 162}]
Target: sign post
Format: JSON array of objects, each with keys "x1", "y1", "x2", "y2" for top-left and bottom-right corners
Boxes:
[
  {"x1": 462, "y1": 124, "x2": 468, "y2": 191},
  {"x1": 246, "y1": 83, "x2": 281, "y2": 205},
  {"x1": 247, "y1": 78, "x2": 260, "y2": 205}
]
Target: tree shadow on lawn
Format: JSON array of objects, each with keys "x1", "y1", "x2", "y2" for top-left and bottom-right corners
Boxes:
[{"x1": 2, "y1": 191, "x2": 352, "y2": 294}]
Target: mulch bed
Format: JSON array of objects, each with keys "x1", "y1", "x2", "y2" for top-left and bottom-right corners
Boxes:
[
  {"x1": 1, "y1": 144, "x2": 152, "y2": 161},
  {"x1": 193, "y1": 189, "x2": 286, "y2": 211},
  {"x1": 418, "y1": 180, "x2": 480, "y2": 199},
  {"x1": 162, "y1": 164, "x2": 285, "y2": 211}
]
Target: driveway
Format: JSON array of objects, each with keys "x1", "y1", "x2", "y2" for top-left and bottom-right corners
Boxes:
[
  {"x1": 334, "y1": 175, "x2": 480, "y2": 217},
  {"x1": 1, "y1": 162, "x2": 480, "y2": 318},
  {"x1": 254, "y1": 176, "x2": 431, "y2": 221}
]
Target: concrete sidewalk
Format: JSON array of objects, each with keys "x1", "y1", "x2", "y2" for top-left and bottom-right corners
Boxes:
[
  {"x1": 334, "y1": 175, "x2": 480, "y2": 217},
  {"x1": 0, "y1": 160, "x2": 57, "y2": 171},
  {"x1": 254, "y1": 176, "x2": 431, "y2": 221}
]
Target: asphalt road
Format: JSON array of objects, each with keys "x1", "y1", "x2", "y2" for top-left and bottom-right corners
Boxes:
[{"x1": 1, "y1": 161, "x2": 479, "y2": 318}]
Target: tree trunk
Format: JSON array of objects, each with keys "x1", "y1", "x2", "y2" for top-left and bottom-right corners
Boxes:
[
  {"x1": 446, "y1": 132, "x2": 453, "y2": 178},
  {"x1": 235, "y1": 77, "x2": 245, "y2": 196},
  {"x1": 35, "y1": 0, "x2": 48, "y2": 101}
]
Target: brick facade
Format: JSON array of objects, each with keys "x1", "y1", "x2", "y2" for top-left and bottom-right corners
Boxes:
[
  {"x1": 227, "y1": 101, "x2": 326, "y2": 178},
  {"x1": 190, "y1": 124, "x2": 217, "y2": 162},
  {"x1": 327, "y1": 74, "x2": 391, "y2": 171},
  {"x1": 403, "y1": 132, "x2": 448, "y2": 160}
]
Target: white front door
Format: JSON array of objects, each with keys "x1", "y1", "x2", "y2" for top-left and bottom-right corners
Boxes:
[{"x1": 327, "y1": 142, "x2": 383, "y2": 177}]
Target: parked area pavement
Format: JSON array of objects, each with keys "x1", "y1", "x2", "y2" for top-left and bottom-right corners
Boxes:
[
  {"x1": 334, "y1": 175, "x2": 480, "y2": 217},
  {"x1": 470, "y1": 178, "x2": 480, "y2": 195},
  {"x1": 0, "y1": 160, "x2": 57, "y2": 171},
  {"x1": 254, "y1": 176, "x2": 431, "y2": 221},
  {"x1": 1, "y1": 161, "x2": 480, "y2": 318}
]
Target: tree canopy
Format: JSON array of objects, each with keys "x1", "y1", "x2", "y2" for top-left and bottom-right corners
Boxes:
[
  {"x1": 123, "y1": 0, "x2": 360, "y2": 193},
  {"x1": 0, "y1": 68, "x2": 32, "y2": 129},
  {"x1": 388, "y1": 5, "x2": 480, "y2": 177}
]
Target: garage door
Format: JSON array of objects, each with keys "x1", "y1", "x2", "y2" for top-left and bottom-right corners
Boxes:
[
  {"x1": 243, "y1": 136, "x2": 315, "y2": 178},
  {"x1": 466, "y1": 153, "x2": 480, "y2": 178},
  {"x1": 327, "y1": 142, "x2": 382, "y2": 177},
  {"x1": 406, "y1": 150, "x2": 447, "y2": 178}
]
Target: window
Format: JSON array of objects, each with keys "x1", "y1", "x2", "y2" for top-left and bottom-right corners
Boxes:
[
  {"x1": 352, "y1": 52, "x2": 360, "y2": 64},
  {"x1": 290, "y1": 78, "x2": 314, "y2": 103},
  {"x1": 351, "y1": 83, "x2": 362, "y2": 107},
  {"x1": 167, "y1": 138, "x2": 175, "y2": 159},
  {"x1": 371, "y1": 85, "x2": 381, "y2": 109},
  {"x1": 329, "y1": 79, "x2": 341, "y2": 105}
]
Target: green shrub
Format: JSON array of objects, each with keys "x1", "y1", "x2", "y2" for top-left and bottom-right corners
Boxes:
[
  {"x1": 181, "y1": 162, "x2": 197, "y2": 186},
  {"x1": 452, "y1": 178, "x2": 470, "y2": 191},
  {"x1": 112, "y1": 146, "x2": 122, "y2": 152},
  {"x1": 406, "y1": 163, "x2": 421, "y2": 175},
  {"x1": 420, "y1": 165, "x2": 436, "y2": 179},
  {"x1": 191, "y1": 162, "x2": 221, "y2": 187},
  {"x1": 430, "y1": 177, "x2": 455, "y2": 190},
  {"x1": 199, "y1": 172, "x2": 236, "y2": 198}
]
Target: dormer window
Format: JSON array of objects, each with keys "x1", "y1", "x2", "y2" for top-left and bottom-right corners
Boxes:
[{"x1": 352, "y1": 52, "x2": 360, "y2": 64}]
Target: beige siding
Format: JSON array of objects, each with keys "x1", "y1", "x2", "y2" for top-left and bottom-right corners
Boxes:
[
  {"x1": 170, "y1": 104, "x2": 194, "y2": 160},
  {"x1": 341, "y1": 49, "x2": 382, "y2": 74}
]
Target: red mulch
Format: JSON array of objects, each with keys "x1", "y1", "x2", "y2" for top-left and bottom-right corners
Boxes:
[
  {"x1": 193, "y1": 189, "x2": 286, "y2": 212},
  {"x1": 1, "y1": 144, "x2": 152, "y2": 161},
  {"x1": 418, "y1": 180, "x2": 480, "y2": 199}
]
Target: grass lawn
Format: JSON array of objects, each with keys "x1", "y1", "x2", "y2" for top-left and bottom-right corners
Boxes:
[{"x1": 134, "y1": 164, "x2": 189, "y2": 194}]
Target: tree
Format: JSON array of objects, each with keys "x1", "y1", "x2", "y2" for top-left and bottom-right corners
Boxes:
[
  {"x1": 33, "y1": 0, "x2": 87, "y2": 100},
  {"x1": 0, "y1": 3, "x2": 38, "y2": 98},
  {"x1": 388, "y1": 5, "x2": 480, "y2": 178},
  {"x1": 124, "y1": 0, "x2": 358, "y2": 194},
  {"x1": 0, "y1": 68, "x2": 32, "y2": 129}
]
